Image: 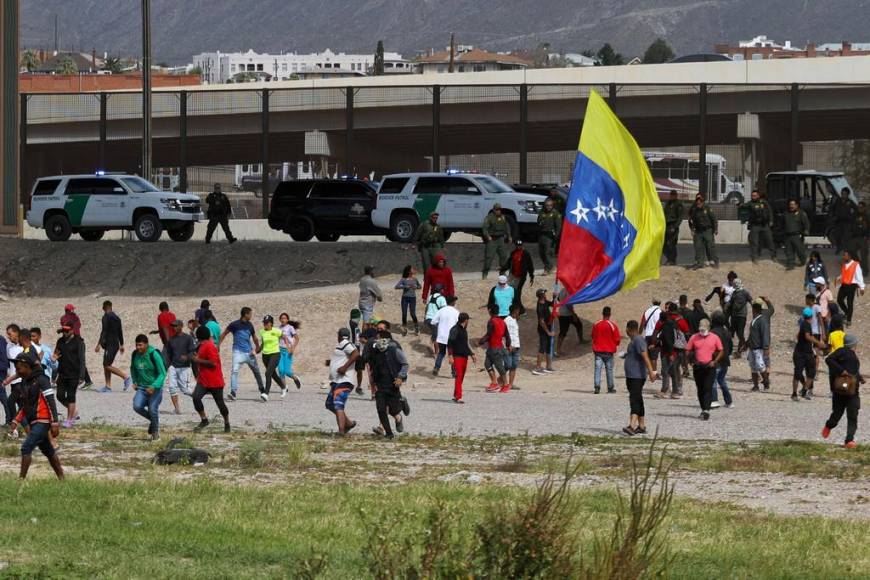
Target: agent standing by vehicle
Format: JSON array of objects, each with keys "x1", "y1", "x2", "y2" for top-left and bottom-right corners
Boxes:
[
  {"x1": 852, "y1": 202, "x2": 870, "y2": 269},
  {"x1": 130, "y1": 334, "x2": 167, "y2": 440},
  {"x1": 482, "y1": 204, "x2": 512, "y2": 279},
  {"x1": 414, "y1": 212, "x2": 445, "y2": 272},
  {"x1": 782, "y1": 199, "x2": 810, "y2": 270},
  {"x1": 537, "y1": 199, "x2": 561, "y2": 274},
  {"x1": 688, "y1": 194, "x2": 719, "y2": 269},
  {"x1": 205, "y1": 183, "x2": 237, "y2": 244},
  {"x1": 662, "y1": 190, "x2": 683, "y2": 266},
  {"x1": 745, "y1": 190, "x2": 777, "y2": 263},
  {"x1": 831, "y1": 188, "x2": 858, "y2": 255}
]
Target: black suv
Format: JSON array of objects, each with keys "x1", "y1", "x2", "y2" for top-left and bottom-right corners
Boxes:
[{"x1": 267, "y1": 179, "x2": 383, "y2": 241}]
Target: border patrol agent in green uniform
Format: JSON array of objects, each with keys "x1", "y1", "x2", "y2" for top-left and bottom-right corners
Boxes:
[
  {"x1": 854, "y1": 201, "x2": 870, "y2": 268},
  {"x1": 537, "y1": 198, "x2": 561, "y2": 274},
  {"x1": 414, "y1": 211, "x2": 445, "y2": 272},
  {"x1": 782, "y1": 198, "x2": 810, "y2": 269},
  {"x1": 482, "y1": 204, "x2": 512, "y2": 279},
  {"x1": 662, "y1": 190, "x2": 683, "y2": 265},
  {"x1": 688, "y1": 194, "x2": 719, "y2": 269},
  {"x1": 745, "y1": 190, "x2": 777, "y2": 263}
]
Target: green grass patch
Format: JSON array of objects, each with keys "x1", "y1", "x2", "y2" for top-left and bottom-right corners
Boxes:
[{"x1": 0, "y1": 476, "x2": 866, "y2": 578}]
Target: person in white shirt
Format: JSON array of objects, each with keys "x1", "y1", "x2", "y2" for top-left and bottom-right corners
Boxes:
[
  {"x1": 324, "y1": 327, "x2": 359, "y2": 435},
  {"x1": 504, "y1": 304, "x2": 521, "y2": 390},
  {"x1": 834, "y1": 249, "x2": 866, "y2": 326},
  {"x1": 430, "y1": 295, "x2": 460, "y2": 376},
  {"x1": 641, "y1": 300, "x2": 662, "y2": 370}
]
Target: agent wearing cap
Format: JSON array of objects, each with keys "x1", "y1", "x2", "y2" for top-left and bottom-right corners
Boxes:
[
  {"x1": 482, "y1": 203, "x2": 513, "y2": 279},
  {"x1": 487, "y1": 275, "x2": 515, "y2": 318},
  {"x1": 9, "y1": 353, "x2": 64, "y2": 480},
  {"x1": 447, "y1": 312, "x2": 475, "y2": 404},
  {"x1": 823, "y1": 333, "x2": 863, "y2": 448},
  {"x1": 688, "y1": 194, "x2": 719, "y2": 270},
  {"x1": 746, "y1": 296, "x2": 775, "y2": 392},
  {"x1": 414, "y1": 211, "x2": 446, "y2": 272},
  {"x1": 782, "y1": 198, "x2": 810, "y2": 270},
  {"x1": 537, "y1": 198, "x2": 562, "y2": 273},
  {"x1": 793, "y1": 306, "x2": 827, "y2": 401}
]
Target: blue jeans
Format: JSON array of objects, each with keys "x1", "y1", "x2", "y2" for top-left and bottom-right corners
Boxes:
[
  {"x1": 593, "y1": 352, "x2": 615, "y2": 391},
  {"x1": 400, "y1": 296, "x2": 418, "y2": 326},
  {"x1": 711, "y1": 365, "x2": 733, "y2": 406},
  {"x1": 231, "y1": 350, "x2": 264, "y2": 394},
  {"x1": 434, "y1": 342, "x2": 447, "y2": 371},
  {"x1": 133, "y1": 387, "x2": 163, "y2": 434}
]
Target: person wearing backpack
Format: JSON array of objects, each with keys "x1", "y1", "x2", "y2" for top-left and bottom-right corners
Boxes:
[
  {"x1": 654, "y1": 303, "x2": 688, "y2": 400},
  {"x1": 130, "y1": 334, "x2": 167, "y2": 440},
  {"x1": 204, "y1": 183, "x2": 237, "y2": 244},
  {"x1": 424, "y1": 283, "x2": 448, "y2": 357},
  {"x1": 823, "y1": 333, "x2": 863, "y2": 448},
  {"x1": 727, "y1": 278, "x2": 752, "y2": 354}
]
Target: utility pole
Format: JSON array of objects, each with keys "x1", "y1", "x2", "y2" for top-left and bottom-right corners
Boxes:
[{"x1": 141, "y1": 0, "x2": 152, "y2": 179}]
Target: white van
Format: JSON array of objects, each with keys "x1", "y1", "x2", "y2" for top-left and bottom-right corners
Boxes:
[
  {"x1": 371, "y1": 172, "x2": 547, "y2": 243},
  {"x1": 26, "y1": 173, "x2": 204, "y2": 242}
]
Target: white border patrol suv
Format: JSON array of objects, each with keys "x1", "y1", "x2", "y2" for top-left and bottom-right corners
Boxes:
[
  {"x1": 371, "y1": 172, "x2": 547, "y2": 243},
  {"x1": 26, "y1": 173, "x2": 204, "y2": 242}
]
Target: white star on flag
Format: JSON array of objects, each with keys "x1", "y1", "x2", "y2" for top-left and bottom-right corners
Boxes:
[
  {"x1": 570, "y1": 199, "x2": 590, "y2": 223},
  {"x1": 623, "y1": 232, "x2": 631, "y2": 248},
  {"x1": 593, "y1": 198, "x2": 608, "y2": 221},
  {"x1": 606, "y1": 199, "x2": 619, "y2": 221}
]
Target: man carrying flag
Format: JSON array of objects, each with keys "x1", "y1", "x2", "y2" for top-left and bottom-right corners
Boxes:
[{"x1": 556, "y1": 91, "x2": 665, "y2": 306}]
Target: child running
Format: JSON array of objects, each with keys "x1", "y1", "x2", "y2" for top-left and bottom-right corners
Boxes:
[
  {"x1": 258, "y1": 315, "x2": 286, "y2": 401},
  {"x1": 278, "y1": 313, "x2": 303, "y2": 390},
  {"x1": 191, "y1": 326, "x2": 230, "y2": 433},
  {"x1": 395, "y1": 265, "x2": 422, "y2": 335},
  {"x1": 325, "y1": 328, "x2": 359, "y2": 435}
]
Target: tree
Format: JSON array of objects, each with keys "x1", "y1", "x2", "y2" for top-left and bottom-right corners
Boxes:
[
  {"x1": 596, "y1": 43, "x2": 625, "y2": 66},
  {"x1": 55, "y1": 56, "x2": 78, "y2": 75},
  {"x1": 20, "y1": 49, "x2": 41, "y2": 72},
  {"x1": 838, "y1": 140, "x2": 870, "y2": 193},
  {"x1": 189, "y1": 65, "x2": 203, "y2": 76},
  {"x1": 642, "y1": 38, "x2": 675, "y2": 64},
  {"x1": 533, "y1": 42, "x2": 552, "y2": 68},
  {"x1": 373, "y1": 40, "x2": 385, "y2": 76},
  {"x1": 102, "y1": 56, "x2": 123, "y2": 74}
]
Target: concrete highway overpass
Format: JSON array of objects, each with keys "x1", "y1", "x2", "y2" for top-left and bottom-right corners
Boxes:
[{"x1": 19, "y1": 56, "x2": 870, "y2": 201}]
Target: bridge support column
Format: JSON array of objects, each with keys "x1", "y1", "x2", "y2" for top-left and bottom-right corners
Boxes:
[
  {"x1": 698, "y1": 83, "x2": 708, "y2": 199},
  {"x1": 1, "y1": 0, "x2": 19, "y2": 233},
  {"x1": 345, "y1": 87, "x2": 354, "y2": 176},
  {"x1": 261, "y1": 88, "x2": 270, "y2": 216},
  {"x1": 790, "y1": 83, "x2": 800, "y2": 171},
  {"x1": 179, "y1": 91, "x2": 188, "y2": 193},
  {"x1": 432, "y1": 85, "x2": 440, "y2": 172},
  {"x1": 519, "y1": 84, "x2": 528, "y2": 184}
]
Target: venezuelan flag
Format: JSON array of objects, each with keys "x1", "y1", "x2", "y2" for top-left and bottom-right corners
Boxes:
[{"x1": 556, "y1": 90, "x2": 665, "y2": 304}]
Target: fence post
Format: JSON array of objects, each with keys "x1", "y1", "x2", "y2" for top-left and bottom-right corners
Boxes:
[
  {"x1": 345, "y1": 87, "x2": 354, "y2": 176},
  {"x1": 790, "y1": 83, "x2": 800, "y2": 171},
  {"x1": 432, "y1": 85, "x2": 440, "y2": 172},
  {"x1": 99, "y1": 93, "x2": 107, "y2": 170},
  {"x1": 519, "y1": 84, "x2": 528, "y2": 184},
  {"x1": 18, "y1": 94, "x2": 27, "y2": 208},
  {"x1": 179, "y1": 91, "x2": 188, "y2": 193},
  {"x1": 608, "y1": 83, "x2": 617, "y2": 111},
  {"x1": 699, "y1": 83, "x2": 708, "y2": 198},
  {"x1": 261, "y1": 88, "x2": 270, "y2": 217}
]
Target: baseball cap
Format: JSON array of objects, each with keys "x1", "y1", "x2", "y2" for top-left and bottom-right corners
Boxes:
[
  {"x1": 536, "y1": 288, "x2": 547, "y2": 296},
  {"x1": 12, "y1": 353, "x2": 36, "y2": 367},
  {"x1": 433, "y1": 283, "x2": 445, "y2": 291},
  {"x1": 498, "y1": 275, "x2": 508, "y2": 284},
  {"x1": 492, "y1": 203, "x2": 502, "y2": 210},
  {"x1": 337, "y1": 327, "x2": 351, "y2": 339},
  {"x1": 802, "y1": 307, "x2": 814, "y2": 318},
  {"x1": 813, "y1": 276, "x2": 826, "y2": 285},
  {"x1": 458, "y1": 312, "x2": 470, "y2": 323},
  {"x1": 262, "y1": 315, "x2": 274, "y2": 324},
  {"x1": 350, "y1": 308, "x2": 362, "y2": 320},
  {"x1": 57, "y1": 325, "x2": 73, "y2": 334},
  {"x1": 64, "y1": 304, "x2": 75, "y2": 312}
]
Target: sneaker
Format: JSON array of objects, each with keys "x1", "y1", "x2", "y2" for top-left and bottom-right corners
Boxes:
[
  {"x1": 293, "y1": 376, "x2": 302, "y2": 390},
  {"x1": 800, "y1": 388, "x2": 807, "y2": 398},
  {"x1": 432, "y1": 368, "x2": 439, "y2": 376},
  {"x1": 750, "y1": 386, "x2": 760, "y2": 392},
  {"x1": 355, "y1": 386, "x2": 364, "y2": 396},
  {"x1": 700, "y1": 411, "x2": 710, "y2": 421},
  {"x1": 372, "y1": 425, "x2": 386, "y2": 436},
  {"x1": 822, "y1": 426, "x2": 831, "y2": 439},
  {"x1": 670, "y1": 394, "x2": 682, "y2": 399},
  {"x1": 401, "y1": 396, "x2": 411, "y2": 416},
  {"x1": 150, "y1": 432, "x2": 160, "y2": 441},
  {"x1": 653, "y1": 391, "x2": 667, "y2": 399},
  {"x1": 453, "y1": 398, "x2": 465, "y2": 404},
  {"x1": 622, "y1": 426, "x2": 636, "y2": 436},
  {"x1": 803, "y1": 391, "x2": 813, "y2": 401},
  {"x1": 500, "y1": 385, "x2": 511, "y2": 393},
  {"x1": 193, "y1": 419, "x2": 209, "y2": 432},
  {"x1": 485, "y1": 383, "x2": 500, "y2": 393},
  {"x1": 845, "y1": 441, "x2": 857, "y2": 449},
  {"x1": 594, "y1": 387, "x2": 601, "y2": 394},
  {"x1": 228, "y1": 391, "x2": 237, "y2": 401},
  {"x1": 123, "y1": 377, "x2": 133, "y2": 391},
  {"x1": 62, "y1": 419, "x2": 74, "y2": 429},
  {"x1": 281, "y1": 388, "x2": 288, "y2": 399},
  {"x1": 543, "y1": 367, "x2": 556, "y2": 373},
  {"x1": 345, "y1": 421, "x2": 358, "y2": 434},
  {"x1": 725, "y1": 403, "x2": 735, "y2": 409},
  {"x1": 531, "y1": 368, "x2": 546, "y2": 376},
  {"x1": 634, "y1": 426, "x2": 647, "y2": 435},
  {"x1": 791, "y1": 393, "x2": 799, "y2": 402},
  {"x1": 763, "y1": 383, "x2": 771, "y2": 391},
  {"x1": 223, "y1": 423, "x2": 231, "y2": 433},
  {"x1": 607, "y1": 388, "x2": 616, "y2": 394},
  {"x1": 98, "y1": 386, "x2": 112, "y2": 393},
  {"x1": 260, "y1": 393, "x2": 268, "y2": 402},
  {"x1": 395, "y1": 417, "x2": 404, "y2": 433},
  {"x1": 710, "y1": 401, "x2": 721, "y2": 409},
  {"x1": 81, "y1": 382, "x2": 93, "y2": 391}
]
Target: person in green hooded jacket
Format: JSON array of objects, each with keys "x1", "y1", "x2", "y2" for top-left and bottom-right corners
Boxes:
[{"x1": 131, "y1": 334, "x2": 167, "y2": 440}]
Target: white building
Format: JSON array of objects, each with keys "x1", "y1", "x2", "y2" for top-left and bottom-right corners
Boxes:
[{"x1": 192, "y1": 49, "x2": 412, "y2": 84}]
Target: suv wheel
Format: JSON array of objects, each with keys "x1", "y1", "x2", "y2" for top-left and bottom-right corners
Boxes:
[
  {"x1": 288, "y1": 218, "x2": 315, "y2": 242},
  {"x1": 80, "y1": 230, "x2": 105, "y2": 242},
  {"x1": 504, "y1": 214, "x2": 519, "y2": 241},
  {"x1": 725, "y1": 191, "x2": 744, "y2": 205},
  {"x1": 45, "y1": 214, "x2": 72, "y2": 242},
  {"x1": 315, "y1": 233, "x2": 340, "y2": 242},
  {"x1": 390, "y1": 212, "x2": 418, "y2": 243},
  {"x1": 168, "y1": 223, "x2": 195, "y2": 242},
  {"x1": 134, "y1": 213, "x2": 162, "y2": 242}
]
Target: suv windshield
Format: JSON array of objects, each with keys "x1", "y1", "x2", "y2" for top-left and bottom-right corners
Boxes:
[
  {"x1": 827, "y1": 175, "x2": 851, "y2": 196},
  {"x1": 474, "y1": 175, "x2": 513, "y2": 194},
  {"x1": 121, "y1": 177, "x2": 161, "y2": 193}
]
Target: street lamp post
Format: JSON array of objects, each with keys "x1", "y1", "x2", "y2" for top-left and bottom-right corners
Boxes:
[{"x1": 141, "y1": 0, "x2": 152, "y2": 180}]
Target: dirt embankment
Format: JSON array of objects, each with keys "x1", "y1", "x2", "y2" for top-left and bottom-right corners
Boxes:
[{"x1": 0, "y1": 239, "x2": 490, "y2": 298}]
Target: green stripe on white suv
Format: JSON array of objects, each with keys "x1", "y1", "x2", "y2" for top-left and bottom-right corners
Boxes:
[
  {"x1": 372, "y1": 173, "x2": 547, "y2": 243},
  {"x1": 26, "y1": 173, "x2": 204, "y2": 243}
]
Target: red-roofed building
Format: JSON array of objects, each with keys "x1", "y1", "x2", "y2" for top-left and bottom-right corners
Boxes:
[{"x1": 416, "y1": 46, "x2": 532, "y2": 74}]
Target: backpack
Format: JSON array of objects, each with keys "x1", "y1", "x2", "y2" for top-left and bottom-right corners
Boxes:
[
  {"x1": 673, "y1": 326, "x2": 688, "y2": 350},
  {"x1": 832, "y1": 373, "x2": 858, "y2": 397}
]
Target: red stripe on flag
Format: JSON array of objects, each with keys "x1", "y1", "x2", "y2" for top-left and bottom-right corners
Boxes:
[{"x1": 556, "y1": 221, "x2": 613, "y2": 297}]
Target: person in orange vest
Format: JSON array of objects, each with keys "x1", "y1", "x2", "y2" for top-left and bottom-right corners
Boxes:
[{"x1": 835, "y1": 249, "x2": 866, "y2": 327}]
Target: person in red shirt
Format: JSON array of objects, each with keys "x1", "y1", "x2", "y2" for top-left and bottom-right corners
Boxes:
[
  {"x1": 477, "y1": 305, "x2": 511, "y2": 393},
  {"x1": 191, "y1": 326, "x2": 230, "y2": 433},
  {"x1": 151, "y1": 302, "x2": 177, "y2": 346},
  {"x1": 654, "y1": 303, "x2": 691, "y2": 400},
  {"x1": 591, "y1": 306, "x2": 621, "y2": 394},
  {"x1": 685, "y1": 319, "x2": 724, "y2": 421},
  {"x1": 421, "y1": 254, "x2": 455, "y2": 301},
  {"x1": 501, "y1": 240, "x2": 535, "y2": 314}
]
